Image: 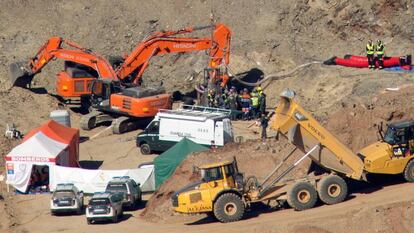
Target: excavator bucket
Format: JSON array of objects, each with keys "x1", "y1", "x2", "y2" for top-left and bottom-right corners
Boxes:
[{"x1": 9, "y1": 62, "x2": 33, "y2": 87}]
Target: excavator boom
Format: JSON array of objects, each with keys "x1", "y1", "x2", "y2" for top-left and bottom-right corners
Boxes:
[
  {"x1": 271, "y1": 90, "x2": 364, "y2": 180},
  {"x1": 9, "y1": 37, "x2": 117, "y2": 87},
  {"x1": 117, "y1": 23, "x2": 231, "y2": 85}
]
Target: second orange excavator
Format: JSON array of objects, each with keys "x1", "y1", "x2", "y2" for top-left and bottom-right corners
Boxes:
[{"x1": 81, "y1": 23, "x2": 232, "y2": 133}]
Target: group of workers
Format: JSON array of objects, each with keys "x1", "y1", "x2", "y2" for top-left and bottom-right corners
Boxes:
[
  {"x1": 207, "y1": 86, "x2": 267, "y2": 121},
  {"x1": 366, "y1": 39, "x2": 385, "y2": 69}
]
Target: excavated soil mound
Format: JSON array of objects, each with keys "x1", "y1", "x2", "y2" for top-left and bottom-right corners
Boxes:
[
  {"x1": 325, "y1": 86, "x2": 414, "y2": 151},
  {"x1": 141, "y1": 138, "x2": 312, "y2": 223}
]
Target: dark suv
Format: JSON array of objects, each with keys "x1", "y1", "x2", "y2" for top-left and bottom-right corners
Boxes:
[{"x1": 105, "y1": 176, "x2": 142, "y2": 208}]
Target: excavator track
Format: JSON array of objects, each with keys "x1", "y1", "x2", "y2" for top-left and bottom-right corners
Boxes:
[
  {"x1": 112, "y1": 116, "x2": 153, "y2": 134},
  {"x1": 80, "y1": 111, "x2": 113, "y2": 130},
  {"x1": 112, "y1": 116, "x2": 138, "y2": 134}
]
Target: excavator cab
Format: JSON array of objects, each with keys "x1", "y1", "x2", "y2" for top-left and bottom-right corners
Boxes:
[
  {"x1": 89, "y1": 79, "x2": 121, "y2": 110},
  {"x1": 56, "y1": 61, "x2": 99, "y2": 98}
]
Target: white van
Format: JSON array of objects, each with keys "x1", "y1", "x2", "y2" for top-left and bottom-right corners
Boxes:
[{"x1": 136, "y1": 107, "x2": 234, "y2": 154}]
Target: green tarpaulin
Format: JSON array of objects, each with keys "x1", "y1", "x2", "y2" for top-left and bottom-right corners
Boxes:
[{"x1": 154, "y1": 138, "x2": 208, "y2": 188}]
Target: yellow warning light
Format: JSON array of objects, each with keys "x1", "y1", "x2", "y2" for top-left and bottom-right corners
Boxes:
[
  {"x1": 62, "y1": 85, "x2": 68, "y2": 91},
  {"x1": 142, "y1": 107, "x2": 149, "y2": 112}
]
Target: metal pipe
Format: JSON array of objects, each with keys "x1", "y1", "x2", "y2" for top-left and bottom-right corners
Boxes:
[
  {"x1": 259, "y1": 144, "x2": 320, "y2": 197},
  {"x1": 260, "y1": 147, "x2": 297, "y2": 187}
]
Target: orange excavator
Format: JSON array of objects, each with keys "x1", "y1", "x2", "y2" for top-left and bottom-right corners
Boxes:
[
  {"x1": 11, "y1": 23, "x2": 231, "y2": 134},
  {"x1": 82, "y1": 23, "x2": 232, "y2": 133},
  {"x1": 114, "y1": 23, "x2": 231, "y2": 86},
  {"x1": 9, "y1": 37, "x2": 118, "y2": 101}
]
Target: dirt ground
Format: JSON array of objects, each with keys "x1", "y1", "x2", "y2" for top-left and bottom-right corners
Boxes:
[{"x1": 1, "y1": 0, "x2": 414, "y2": 232}]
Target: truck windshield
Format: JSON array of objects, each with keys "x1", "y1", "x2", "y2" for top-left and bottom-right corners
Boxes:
[
  {"x1": 384, "y1": 127, "x2": 405, "y2": 145},
  {"x1": 201, "y1": 167, "x2": 223, "y2": 182},
  {"x1": 54, "y1": 191, "x2": 75, "y2": 198},
  {"x1": 146, "y1": 121, "x2": 159, "y2": 134}
]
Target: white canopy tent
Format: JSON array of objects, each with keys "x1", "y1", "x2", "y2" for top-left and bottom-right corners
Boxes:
[{"x1": 6, "y1": 132, "x2": 70, "y2": 192}]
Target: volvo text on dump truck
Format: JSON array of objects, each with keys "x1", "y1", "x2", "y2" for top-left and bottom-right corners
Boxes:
[
  {"x1": 171, "y1": 90, "x2": 414, "y2": 222},
  {"x1": 136, "y1": 106, "x2": 234, "y2": 155}
]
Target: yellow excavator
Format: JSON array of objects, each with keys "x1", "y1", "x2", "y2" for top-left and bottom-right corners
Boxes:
[{"x1": 172, "y1": 90, "x2": 414, "y2": 223}]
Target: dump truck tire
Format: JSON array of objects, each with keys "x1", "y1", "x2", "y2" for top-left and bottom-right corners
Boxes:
[
  {"x1": 317, "y1": 175, "x2": 348, "y2": 205},
  {"x1": 140, "y1": 143, "x2": 151, "y2": 155},
  {"x1": 404, "y1": 159, "x2": 414, "y2": 182},
  {"x1": 287, "y1": 181, "x2": 317, "y2": 211},
  {"x1": 213, "y1": 193, "x2": 245, "y2": 223}
]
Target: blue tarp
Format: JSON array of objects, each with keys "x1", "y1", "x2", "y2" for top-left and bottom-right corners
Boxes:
[{"x1": 384, "y1": 66, "x2": 414, "y2": 73}]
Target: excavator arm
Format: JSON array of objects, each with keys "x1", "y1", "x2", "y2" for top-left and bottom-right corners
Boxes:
[
  {"x1": 9, "y1": 37, "x2": 117, "y2": 87},
  {"x1": 116, "y1": 23, "x2": 231, "y2": 85}
]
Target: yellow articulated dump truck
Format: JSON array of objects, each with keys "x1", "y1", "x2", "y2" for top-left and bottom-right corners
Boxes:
[{"x1": 172, "y1": 90, "x2": 414, "y2": 223}]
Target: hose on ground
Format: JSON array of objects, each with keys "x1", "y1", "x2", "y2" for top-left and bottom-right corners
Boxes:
[
  {"x1": 193, "y1": 61, "x2": 323, "y2": 93},
  {"x1": 228, "y1": 61, "x2": 323, "y2": 87}
]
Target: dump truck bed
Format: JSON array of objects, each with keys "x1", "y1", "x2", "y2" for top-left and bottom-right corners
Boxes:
[{"x1": 271, "y1": 90, "x2": 364, "y2": 180}]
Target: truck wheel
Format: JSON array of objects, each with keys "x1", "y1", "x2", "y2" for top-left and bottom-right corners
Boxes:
[
  {"x1": 317, "y1": 175, "x2": 348, "y2": 205},
  {"x1": 213, "y1": 193, "x2": 245, "y2": 223},
  {"x1": 404, "y1": 159, "x2": 414, "y2": 182},
  {"x1": 140, "y1": 143, "x2": 151, "y2": 155},
  {"x1": 287, "y1": 181, "x2": 317, "y2": 211},
  {"x1": 112, "y1": 212, "x2": 118, "y2": 223}
]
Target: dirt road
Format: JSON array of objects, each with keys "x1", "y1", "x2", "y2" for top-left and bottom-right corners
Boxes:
[{"x1": 8, "y1": 180, "x2": 414, "y2": 233}]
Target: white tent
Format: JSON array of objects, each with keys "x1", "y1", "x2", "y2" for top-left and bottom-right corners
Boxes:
[
  {"x1": 6, "y1": 132, "x2": 70, "y2": 192},
  {"x1": 49, "y1": 165, "x2": 155, "y2": 193}
]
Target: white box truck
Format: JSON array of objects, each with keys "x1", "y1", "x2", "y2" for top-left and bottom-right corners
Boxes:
[{"x1": 136, "y1": 108, "x2": 234, "y2": 154}]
